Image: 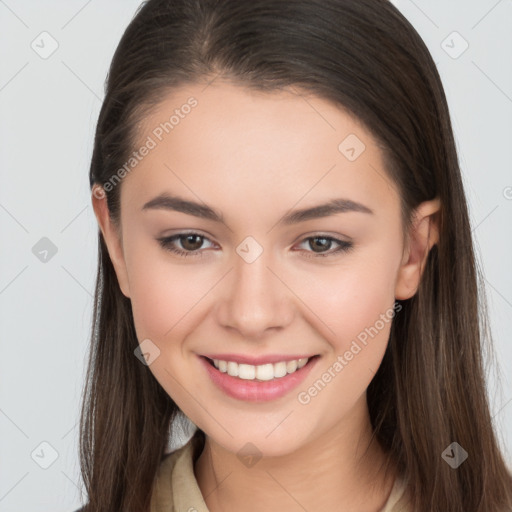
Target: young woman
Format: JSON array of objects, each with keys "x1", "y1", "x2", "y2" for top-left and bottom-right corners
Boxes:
[{"x1": 77, "y1": 0, "x2": 512, "y2": 510}]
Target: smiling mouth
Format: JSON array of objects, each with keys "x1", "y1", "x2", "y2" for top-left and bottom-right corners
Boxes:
[{"x1": 203, "y1": 355, "x2": 320, "y2": 381}]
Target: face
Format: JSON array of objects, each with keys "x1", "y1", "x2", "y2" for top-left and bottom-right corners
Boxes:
[{"x1": 93, "y1": 80, "x2": 439, "y2": 458}]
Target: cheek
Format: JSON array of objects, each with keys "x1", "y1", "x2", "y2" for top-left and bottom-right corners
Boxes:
[
  {"x1": 294, "y1": 274, "x2": 397, "y2": 421},
  {"x1": 292, "y1": 250, "x2": 400, "y2": 401},
  {"x1": 294, "y1": 253, "x2": 399, "y2": 348},
  {"x1": 123, "y1": 237, "x2": 212, "y2": 342},
  {"x1": 129, "y1": 268, "x2": 213, "y2": 344},
  {"x1": 336, "y1": 267, "x2": 396, "y2": 346},
  {"x1": 125, "y1": 252, "x2": 214, "y2": 407}
]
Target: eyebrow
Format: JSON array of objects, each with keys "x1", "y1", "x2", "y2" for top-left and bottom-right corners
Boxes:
[{"x1": 141, "y1": 193, "x2": 374, "y2": 225}]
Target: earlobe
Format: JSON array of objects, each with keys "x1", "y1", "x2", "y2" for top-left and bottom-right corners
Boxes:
[
  {"x1": 394, "y1": 198, "x2": 441, "y2": 300},
  {"x1": 91, "y1": 185, "x2": 131, "y2": 298}
]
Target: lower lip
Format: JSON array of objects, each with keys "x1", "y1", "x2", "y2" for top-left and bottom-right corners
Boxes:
[{"x1": 199, "y1": 355, "x2": 319, "y2": 402}]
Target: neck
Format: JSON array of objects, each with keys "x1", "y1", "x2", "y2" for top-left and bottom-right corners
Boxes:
[{"x1": 194, "y1": 398, "x2": 397, "y2": 512}]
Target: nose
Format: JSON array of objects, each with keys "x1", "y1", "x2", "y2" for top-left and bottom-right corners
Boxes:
[{"x1": 215, "y1": 249, "x2": 295, "y2": 340}]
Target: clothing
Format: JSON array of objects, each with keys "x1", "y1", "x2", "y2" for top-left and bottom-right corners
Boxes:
[{"x1": 150, "y1": 430, "x2": 411, "y2": 512}]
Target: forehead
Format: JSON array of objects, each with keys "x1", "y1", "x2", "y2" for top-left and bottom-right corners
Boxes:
[{"x1": 122, "y1": 80, "x2": 398, "y2": 220}]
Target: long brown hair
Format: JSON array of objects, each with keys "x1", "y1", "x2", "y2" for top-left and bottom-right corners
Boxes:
[{"x1": 79, "y1": 0, "x2": 512, "y2": 510}]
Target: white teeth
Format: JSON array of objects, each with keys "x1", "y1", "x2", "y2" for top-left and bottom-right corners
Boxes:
[
  {"x1": 286, "y1": 360, "x2": 297, "y2": 373},
  {"x1": 211, "y1": 357, "x2": 311, "y2": 381},
  {"x1": 273, "y1": 361, "x2": 287, "y2": 378},
  {"x1": 238, "y1": 364, "x2": 255, "y2": 380},
  {"x1": 227, "y1": 361, "x2": 238, "y2": 377},
  {"x1": 256, "y1": 363, "x2": 274, "y2": 381}
]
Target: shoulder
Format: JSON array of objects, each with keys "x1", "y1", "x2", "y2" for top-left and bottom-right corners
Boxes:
[
  {"x1": 70, "y1": 432, "x2": 205, "y2": 512},
  {"x1": 157, "y1": 430, "x2": 204, "y2": 482},
  {"x1": 154, "y1": 437, "x2": 194, "y2": 488},
  {"x1": 150, "y1": 429, "x2": 207, "y2": 512}
]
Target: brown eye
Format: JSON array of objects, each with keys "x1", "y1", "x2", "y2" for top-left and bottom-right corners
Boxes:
[
  {"x1": 297, "y1": 235, "x2": 353, "y2": 258},
  {"x1": 156, "y1": 232, "x2": 215, "y2": 258},
  {"x1": 179, "y1": 234, "x2": 204, "y2": 251},
  {"x1": 308, "y1": 237, "x2": 333, "y2": 253}
]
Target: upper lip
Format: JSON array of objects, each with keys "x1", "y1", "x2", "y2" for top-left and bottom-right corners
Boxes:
[{"x1": 201, "y1": 353, "x2": 317, "y2": 365}]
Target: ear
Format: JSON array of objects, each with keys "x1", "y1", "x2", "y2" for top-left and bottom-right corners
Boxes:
[
  {"x1": 394, "y1": 198, "x2": 441, "y2": 300},
  {"x1": 91, "y1": 185, "x2": 131, "y2": 298}
]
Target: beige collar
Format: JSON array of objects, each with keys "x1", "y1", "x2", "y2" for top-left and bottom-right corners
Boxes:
[{"x1": 151, "y1": 431, "x2": 409, "y2": 512}]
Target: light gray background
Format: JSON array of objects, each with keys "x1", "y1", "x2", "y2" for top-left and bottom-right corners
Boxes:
[{"x1": 0, "y1": 1, "x2": 511, "y2": 510}]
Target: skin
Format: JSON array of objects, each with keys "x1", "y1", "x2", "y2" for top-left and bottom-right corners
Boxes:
[{"x1": 92, "y1": 80, "x2": 440, "y2": 511}]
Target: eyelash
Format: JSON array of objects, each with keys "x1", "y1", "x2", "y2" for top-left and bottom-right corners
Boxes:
[{"x1": 156, "y1": 232, "x2": 353, "y2": 259}]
